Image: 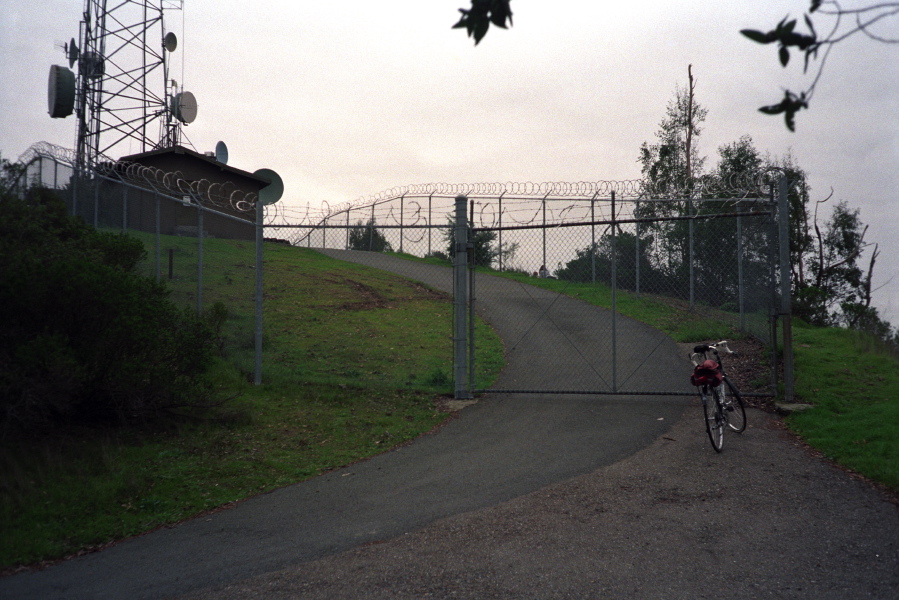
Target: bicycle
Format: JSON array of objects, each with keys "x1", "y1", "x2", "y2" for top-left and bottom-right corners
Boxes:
[{"x1": 690, "y1": 340, "x2": 747, "y2": 452}]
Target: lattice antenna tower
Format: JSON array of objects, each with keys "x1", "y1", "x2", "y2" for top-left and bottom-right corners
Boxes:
[{"x1": 48, "y1": 0, "x2": 196, "y2": 172}]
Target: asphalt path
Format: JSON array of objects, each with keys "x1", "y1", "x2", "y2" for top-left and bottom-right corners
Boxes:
[{"x1": 1, "y1": 250, "x2": 689, "y2": 599}]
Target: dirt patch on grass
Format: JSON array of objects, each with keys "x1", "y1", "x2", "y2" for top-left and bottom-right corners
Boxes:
[{"x1": 333, "y1": 279, "x2": 451, "y2": 311}]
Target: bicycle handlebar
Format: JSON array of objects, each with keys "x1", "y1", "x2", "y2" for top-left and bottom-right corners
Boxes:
[
  {"x1": 695, "y1": 341, "x2": 735, "y2": 355},
  {"x1": 690, "y1": 341, "x2": 735, "y2": 366}
]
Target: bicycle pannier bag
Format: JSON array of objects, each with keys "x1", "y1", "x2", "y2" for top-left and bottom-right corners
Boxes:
[{"x1": 691, "y1": 359, "x2": 723, "y2": 387}]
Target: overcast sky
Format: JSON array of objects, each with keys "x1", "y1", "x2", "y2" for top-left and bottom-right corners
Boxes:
[{"x1": 2, "y1": 1, "x2": 897, "y2": 323}]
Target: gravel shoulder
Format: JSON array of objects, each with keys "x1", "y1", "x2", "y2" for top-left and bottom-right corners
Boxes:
[{"x1": 179, "y1": 402, "x2": 899, "y2": 600}]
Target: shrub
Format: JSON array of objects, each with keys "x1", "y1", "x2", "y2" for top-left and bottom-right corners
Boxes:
[{"x1": 0, "y1": 188, "x2": 220, "y2": 433}]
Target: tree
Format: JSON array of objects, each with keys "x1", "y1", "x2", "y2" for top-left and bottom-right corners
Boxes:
[
  {"x1": 638, "y1": 66, "x2": 708, "y2": 197},
  {"x1": 0, "y1": 155, "x2": 25, "y2": 196},
  {"x1": 794, "y1": 199, "x2": 867, "y2": 325},
  {"x1": 742, "y1": 1, "x2": 899, "y2": 130},
  {"x1": 556, "y1": 231, "x2": 669, "y2": 294},
  {"x1": 348, "y1": 219, "x2": 393, "y2": 252},
  {"x1": 442, "y1": 214, "x2": 518, "y2": 268},
  {"x1": 453, "y1": 0, "x2": 513, "y2": 45},
  {"x1": 633, "y1": 72, "x2": 711, "y2": 301}
]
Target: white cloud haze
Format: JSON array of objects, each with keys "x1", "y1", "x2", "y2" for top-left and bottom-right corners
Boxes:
[{"x1": 2, "y1": 0, "x2": 897, "y2": 321}]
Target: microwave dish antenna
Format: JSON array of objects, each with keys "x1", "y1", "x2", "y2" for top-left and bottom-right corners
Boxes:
[
  {"x1": 48, "y1": 65, "x2": 76, "y2": 118},
  {"x1": 254, "y1": 168, "x2": 284, "y2": 205},
  {"x1": 171, "y1": 91, "x2": 198, "y2": 124},
  {"x1": 164, "y1": 31, "x2": 178, "y2": 52},
  {"x1": 48, "y1": 0, "x2": 189, "y2": 172},
  {"x1": 215, "y1": 141, "x2": 229, "y2": 164}
]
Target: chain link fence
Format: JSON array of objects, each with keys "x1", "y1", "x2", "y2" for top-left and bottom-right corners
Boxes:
[
  {"x1": 287, "y1": 181, "x2": 785, "y2": 398},
  {"x1": 467, "y1": 194, "x2": 776, "y2": 395},
  {"x1": 13, "y1": 147, "x2": 261, "y2": 383},
  {"x1": 12, "y1": 145, "x2": 790, "y2": 398}
]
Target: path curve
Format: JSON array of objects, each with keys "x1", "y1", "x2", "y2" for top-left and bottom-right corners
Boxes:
[{"x1": 0, "y1": 250, "x2": 689, "y2": 600}]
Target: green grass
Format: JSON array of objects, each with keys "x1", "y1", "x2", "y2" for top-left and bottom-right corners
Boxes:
[
  {"x1": 397, "y1": 251, "x2": 751, "y2": 342},
  {"x1": 787, "y1": 322, "x2": 899, "y2": 490},
  {"x1": 4, "y1": 237, "x2": 897, "y2": 569},
  {"x1": 0, "y1": 383, "x2": 448, "y2": 567},
  {"x1": 484, "y1": 269, "x2": 744, "y2": 343},
  {"x1": 0, "y1": 237, "x2": 504, "y2": 569}
]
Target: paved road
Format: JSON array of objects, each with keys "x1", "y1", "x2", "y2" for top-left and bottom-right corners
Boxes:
[
  {"x1": 1, "y1": 251, "x2": 688, "y2": 600},
  {"x1": 180, "y1": 405, "x2": 899, "y2": 600}
]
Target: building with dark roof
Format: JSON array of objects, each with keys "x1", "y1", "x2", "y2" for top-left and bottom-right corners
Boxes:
[{"x1": 112, "y1": 145, "x2": 269, "y2": 240}]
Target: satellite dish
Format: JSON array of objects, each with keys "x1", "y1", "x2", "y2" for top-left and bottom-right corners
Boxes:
[
  {"x1": 215, "y1": 141, "x2": 228, "y2": 164},
  {"x1": 48, "y1": 65, "x2": 76, "y2": 118},
  {"x1": 254, "y1": 168, "x2": 284, "y2": 205},
  {"x1": 171, "y1": 91, "x2": 197, "y2": 123},
  {"x1": 164, "y1": 32, "x2": 178, "y2": 52},
  {"x1": 67, "y1": 38, "x2": 79, "y2": 69}
]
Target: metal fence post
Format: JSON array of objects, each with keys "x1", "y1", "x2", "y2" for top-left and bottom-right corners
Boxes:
[
  {"x1": 778, "y1": 176, "x2": 795, "y2": 402},
  {"x1": 542, "y1": 195, "x2": 547, "y2": 274},
  {"x1": 453, "y1": 195, "x2": 471, "y2": 399},
  {"x1": 196, "y1": 200, "x2": 203, "y2": 315},
  {"x1": 255, "y1": 199, "x2": 264, "y2": 386},
  {"x1": 688, "y1": 198, "x2": 694, "y2": 310},
  {"x1": 769, "y1": 182, "x2": 780, "y2": 393},
  {"x1": 737, "y1": 205, "x2": 745, "y2": 330},
  {"x1": 72, "y1": 170, "x2": 78, "y2": 217},
  {"x1": 370, "y1": 203, "x2": 376, "y2": 251},
  {"x1": 93, "y1": 180, "x2": 99, "y2": 228},
  {"x1": 498, "y1": 192, "x2": 504, "y2": 271},
  {"x1": 635, "y1": 199, "x2": 641, "y2": 296},
  {"x1": 427, "y1": 193, "x2": 433, "y2": 256},
  {"x1": 590, "y1": 193, "x2": 596, "y2": 284},
  {"x1": 611, "y1": 190, "x2": 618, "y2": 392},
  {"x1": 400, "y1": 194, "x2": 405, "y2": 254},
  {"x1": 155, "y1": 192, "x2": 161, "y2": 283},
  {"x1": 466, "y1": 200, "x2": 477, "y2": 390}
]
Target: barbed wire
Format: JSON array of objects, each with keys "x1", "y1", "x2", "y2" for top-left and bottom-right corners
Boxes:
[
  {"x1": 17, "y1": 141, "x2": 784, "y2": 248},
  {"x1": 17, "y1": 142, "x2": 78, "y2": 168}
]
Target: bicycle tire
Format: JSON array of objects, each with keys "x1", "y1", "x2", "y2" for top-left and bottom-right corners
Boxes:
[
  {"x1": 723, "y1": 378, "x2": 747, "y2": 433},
  {"x1": 702, "y1": 387, "x2": 724, "y2": 452}
]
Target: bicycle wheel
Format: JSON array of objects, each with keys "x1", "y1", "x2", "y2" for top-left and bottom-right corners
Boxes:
[
  {"x1": 702, "y1": 387, "x2": 724, "y2": 452},
  {"x1": 723, "y1": 378, "x2": 747, "y2": 433}
]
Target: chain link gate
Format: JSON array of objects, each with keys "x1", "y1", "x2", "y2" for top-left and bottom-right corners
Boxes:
[{"x1": 451, "y1": 183, "x2": 786, "y2": 399}]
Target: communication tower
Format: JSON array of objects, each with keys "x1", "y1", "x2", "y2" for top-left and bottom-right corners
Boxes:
[{"x1": 48, "y1": 0, "x2": 197, "y2": 171}]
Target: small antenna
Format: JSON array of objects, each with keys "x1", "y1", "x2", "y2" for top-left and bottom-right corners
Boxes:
[{"x1": 67, "y1": 37, "x2": 79, "y2": 68}]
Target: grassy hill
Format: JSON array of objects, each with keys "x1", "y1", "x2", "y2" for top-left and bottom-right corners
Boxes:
[
  {"x1": 0, "y1": 238, "x2": 502, "y2": 570},
  {"x1": 2, "y1": 235, "x2": 896, "y2": 571}
]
